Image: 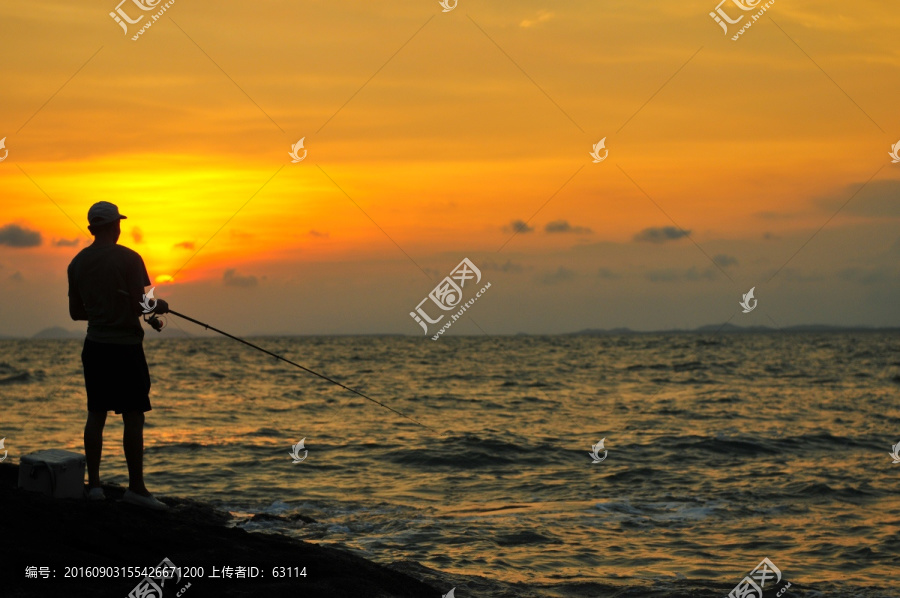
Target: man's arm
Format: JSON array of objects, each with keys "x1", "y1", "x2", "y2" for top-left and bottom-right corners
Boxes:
[
  {"x1": 67, "y1": 266, "x2": 89, "y2": 321},
  {"x1": 69, "y1": 292, "x2": 89, "y2": 320}
]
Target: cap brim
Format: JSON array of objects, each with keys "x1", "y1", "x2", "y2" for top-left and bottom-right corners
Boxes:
[{"x1": 89, "y1": 216, "x2": 126, "y2": 226}]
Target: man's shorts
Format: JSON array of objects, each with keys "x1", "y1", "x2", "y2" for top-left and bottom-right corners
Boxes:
[{"x1": 81, "y1": 338, "x2": 152, "y2": 414}]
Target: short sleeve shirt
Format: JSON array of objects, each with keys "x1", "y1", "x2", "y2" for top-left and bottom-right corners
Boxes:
[{"x1": 67, "y1": 244, "x2": 152, "y2": 344}]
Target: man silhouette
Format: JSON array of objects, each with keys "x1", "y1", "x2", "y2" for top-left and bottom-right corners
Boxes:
[{"x1": 67, "y1": 201, "x2": 169, "y2": 509}]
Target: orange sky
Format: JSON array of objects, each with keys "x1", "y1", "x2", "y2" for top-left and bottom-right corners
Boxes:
[{"x1": 1, "y1": 0, "x2": 899, "y2": 335}]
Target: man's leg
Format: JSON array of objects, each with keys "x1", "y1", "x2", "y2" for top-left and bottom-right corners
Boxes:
[
  {"x1": 122, "y1": 411, "x2": 149, "y2": 496},
  {"x1": 84, "y1": 410, "x2": 107, "y2": 488}
]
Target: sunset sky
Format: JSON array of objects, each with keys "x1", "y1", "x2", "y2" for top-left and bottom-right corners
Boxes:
[{"x1": 1, "y1": 0, "x2": 898, "y2": 336}]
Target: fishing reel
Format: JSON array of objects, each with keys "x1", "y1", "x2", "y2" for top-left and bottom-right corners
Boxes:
[{"x1": 144, "y1": 313, "x2": 166, "y2": 332}]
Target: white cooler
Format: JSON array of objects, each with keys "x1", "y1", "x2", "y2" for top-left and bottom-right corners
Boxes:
[{"x1": 18, "y1": 449, "x2": 86, "y2": 499}]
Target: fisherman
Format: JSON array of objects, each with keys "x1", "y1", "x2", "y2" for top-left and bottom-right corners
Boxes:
[{"x1": 67, "y1": 201, "x2": 169, "y2": 509}]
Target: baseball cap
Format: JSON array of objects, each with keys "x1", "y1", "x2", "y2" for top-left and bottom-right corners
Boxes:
[{"x1": 87, "y1": 201, "x2": 127, "y2": 227}]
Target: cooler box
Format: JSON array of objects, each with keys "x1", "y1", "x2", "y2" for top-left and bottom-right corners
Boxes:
[{"x1": 18, "y1": 449, "x2": 86, "y2": 499}]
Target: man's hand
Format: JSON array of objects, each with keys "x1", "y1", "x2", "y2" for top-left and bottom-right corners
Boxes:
[{"x1": 153, "y1": 298, "x2": 170, "y2": 314}]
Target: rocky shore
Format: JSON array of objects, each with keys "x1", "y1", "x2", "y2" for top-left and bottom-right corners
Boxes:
[{"x1": 1, "y1": 462, "x2": 441, "y2": 597}]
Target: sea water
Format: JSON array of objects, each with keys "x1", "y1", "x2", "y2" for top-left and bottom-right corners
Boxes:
[{"x1": 1, "y1": 333, "x2": 897, "y2": 596}]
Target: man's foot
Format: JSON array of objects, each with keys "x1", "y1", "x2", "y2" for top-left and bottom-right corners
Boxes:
[
  {"x1": 122, "y1": 489, "x2": 168, "y2": 510},
  {"x1": 86, "y1": 486, "x2": 106, "y2": 500}
]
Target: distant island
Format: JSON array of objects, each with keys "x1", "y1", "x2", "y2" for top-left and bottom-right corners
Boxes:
[
  {"x1": 31, "y1": 326, "x2": 87, "y2": 339},
  {"x1": 25, "y1": 326, "x2": 193, "y2": 339},
  {"x1": 0, "y1": 323, "x2": 896, "y2": 340},
  {"x1": 567, "y1": 323, "x2": 900, "y2": 335}
]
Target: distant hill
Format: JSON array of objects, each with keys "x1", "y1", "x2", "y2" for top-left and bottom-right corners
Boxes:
[
  {"x1": 569, "y1": 323, "x2": 900, "y2": 335},
  {"x1": 29, "y1": 326, "x2": 193, "y2": 339},
  {"x1": 1, "y1": 324, "x2": 895, "y2": 340},
  {"x1": 31, "y1": 327, "x2": 84, "y2": 339},
  {"x1": 146, "y1": 327, "x2": 192, "y2": 338}
]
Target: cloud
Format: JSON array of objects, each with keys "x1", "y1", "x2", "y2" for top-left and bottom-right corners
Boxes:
[
  {"x1": 537, "y1": 266, "x2": 576, "y2": 285},
  {"x1": 9, "y1": 271, "x2": 24, "y2": 282},
  {"x1": 778, "y1": 268, "x2": 825, "y2": 283},
  {"x1": 308, "y1": 230, "x2": 329, "y2": 238},
  {"x1": 53, "y1": 237, "x2": 81, "y2": 247},
  {"x1": 503, "y1": 219, "x2": 534, "y2": 234},
  {"x1": 818, "y1": 179, "x2": 900, "y2": 218},
  {"x1": 545, "y1": 220, "x2": 592, "y2": 234},
  {"x1": 713, "y1": 254, "x2": 738, "y2": 267},
  {"x1": 633, "y1": 226, "x2": 691, "y2": 244},
  {"x1": 173, "y1": 241, "x2": 195, "y2": 250},
  {"x1": 754, "y1": 211, "x2": 801, "y2": 220},
  {"x1": 837, "y1": 267, "x2": 889, "y2": 285},
  {"x1": 520, "y1": 10, "x2": 554, "y2": 28},
  {"x1": 480, "y1": 259, "x2": 525, "y2": 274},
  {"x1": 223, "y1": 268, "x2": 258, "y2": 288},
  {"x1": 131, "y1": 226, "x2": 143, "y2": 244},
  {"x1": 0, "y1": 224, "x2": 42, "y2": 247},
  {"x1": 646, "y1": 267, "x2": 717, "y2": 282},
  {"x1": 597, "y1": 268, "x2": 621, "y2": 279},
  {"x1": 230, "y1": 229, "x2": 252, "y2": 239}
]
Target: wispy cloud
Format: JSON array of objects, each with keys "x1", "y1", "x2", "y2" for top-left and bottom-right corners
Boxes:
[
  {"x1": 646, "y1": 267, "x2": 717, "y2": 282},
  {"x1": 754, "y1": 211, "x2": 802, "y2": 220},
  {"x1": 481, "y1": 259, "x2": 525, "y2": 273},
  {"x1": 173, "y1": 241, "x2": 196, "y2": 250},
  {"x1": 597, "y1": 267, "x2": 620, "y2": 279},
  {"x1": 837, "y1": 267, "x2": 888, "y2": 285},
  {"x1": 520, "y1": 10, "x2": 554, "y2": 28},
  {"x1": 713, "y1": 254, "x2": 738, "y2": 267},
  {"x1": 503, "y1": 219, "x2": 534, "y2": 234},
  {"x1": 538, "y1": 266, "x2": 576, "y2": 284},
  {"x1": 633, "y1": 226, "x2": 690, "y2": 244},
  {"x1": 817, "y1": 179, "x2": 900, "y2": 218},
  {"x1": 223, "y1": 268, "x2": 259, "y2": 288},
  {"x1": 545, "y1": 219, "x2": 592, "y2": 234}
]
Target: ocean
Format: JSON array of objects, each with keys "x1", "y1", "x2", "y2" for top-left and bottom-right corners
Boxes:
[{"x1": 1, "y1": 332, "x2": 898, "y2": 597}]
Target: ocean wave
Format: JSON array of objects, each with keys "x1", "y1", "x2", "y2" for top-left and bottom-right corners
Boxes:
[{"x1": 0, "y1": 371, "x2": 35, "y2": 385}]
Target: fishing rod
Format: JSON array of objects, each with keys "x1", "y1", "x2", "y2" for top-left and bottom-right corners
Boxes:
[{"x1": 160, "y1": 309, "x2": 437, "y2": 434}]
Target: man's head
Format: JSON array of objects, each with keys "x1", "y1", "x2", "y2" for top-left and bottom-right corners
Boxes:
[{"x1": 87, "y1": 201, "x2": 126, "y2": 242}]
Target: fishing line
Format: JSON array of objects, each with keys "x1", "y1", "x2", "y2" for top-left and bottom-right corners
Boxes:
[{"x1": 166, "y1": 310, "x2": 438, "y2": 434}]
